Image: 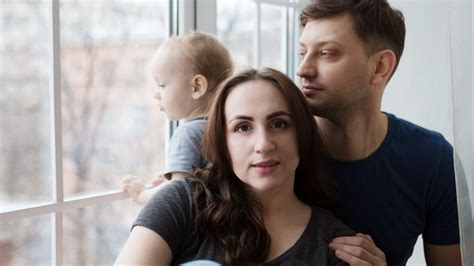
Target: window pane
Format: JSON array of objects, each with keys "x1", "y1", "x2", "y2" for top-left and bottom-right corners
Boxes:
[
  {"x1": 0, "y1": 1, "x2": 53, "y2": 209},
  {"x1": 63, "y1": 199, "x2": 140, "y2": 264},
  {"x1": 217, "y1": 0, "x2": 255, "y2": 69},
  {"x1": 60, "y1": 0, "x2": 168, "y2": 196},
  {"x1": 261, "y1": 4, "x2": 284, "y2": 70},
  {"x1": 0, "y1": 215, "x2": 52, "y2": 266}
]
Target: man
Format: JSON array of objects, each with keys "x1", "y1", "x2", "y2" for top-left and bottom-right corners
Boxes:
[{"x1": 297, "y1": 0, "x2": 460, "y2": 265}]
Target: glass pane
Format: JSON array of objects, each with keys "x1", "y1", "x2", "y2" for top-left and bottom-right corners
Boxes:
[
  {"x1": 217, "y1": 0, "x2": 255, "y2": 69},
  {"x1": 63, "y1": 199, "x2": 141, "y2": 265},
  {"x1": 261, "y1": 4, "x2": 284, "y2": 70},
  {"x1": 0, "y1": 214, "x2": 52, "y2": 266},
  {"x1": 60, "y1": 0, "x2": 168, "y2": 196},
  {"x1": 0, "y1": 0, "x2": 53, "y2": 209}
]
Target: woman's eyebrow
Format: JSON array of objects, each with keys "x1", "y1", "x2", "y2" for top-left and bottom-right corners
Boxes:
[
  {"x1": 228, "y1": 111, "x2": 292, "y2": 123},
  {"x1": 228, "y1": 115, "x2": 253, "y2": 123},
  {"x1": 267, "y1": 111, "x2": 292, "y2": 120}
]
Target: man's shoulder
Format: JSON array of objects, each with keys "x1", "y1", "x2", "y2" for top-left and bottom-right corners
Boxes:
[{"x1": 387, "y1": 113, "x2": 451, "y2": 150}]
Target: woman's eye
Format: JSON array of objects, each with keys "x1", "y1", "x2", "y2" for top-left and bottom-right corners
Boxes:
[
  {"x1": 271, "y1": 120, "x2": 288, "y2": 129},
  {"x1": 235, "y1": 124, "x2": 251, "y2": 132}
]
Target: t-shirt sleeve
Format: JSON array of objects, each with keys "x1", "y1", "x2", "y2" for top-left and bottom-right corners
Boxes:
[
  {"x1": 327, "y1": 219, "x2": 354, "y2": 266},
  {"x1": 164, "y1": 122, "x2": 205, "y2": 178},
  {"x1": 132, "y1": 179, "x2": 194, "y2": 256},
  {"x1": 316, "y1": 207, "x2": 355, "y2": 266},
  {"x1": 423, "y1": 141, "x2": 460, "y2": 245}
]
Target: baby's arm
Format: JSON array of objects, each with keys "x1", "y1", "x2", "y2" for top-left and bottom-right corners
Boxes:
[
  {"x1": 139, "y1": 172, "x2": 192, "y2": 204},
  {"x1": 122, "y1": 173, "x2": 192, "y2": 205},
  {"x1": 121, "y1": 175, "x2": 149, "y2": 205}
]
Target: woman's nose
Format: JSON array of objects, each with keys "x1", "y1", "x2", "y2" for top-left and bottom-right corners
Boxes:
[{"x1": 254, "y1": 130, "x2": 276, "y2": 153}]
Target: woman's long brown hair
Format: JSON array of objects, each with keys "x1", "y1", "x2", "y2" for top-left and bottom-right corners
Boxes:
[{"x1": 189, "y1": 68, "x2": 333, "y2": 264}]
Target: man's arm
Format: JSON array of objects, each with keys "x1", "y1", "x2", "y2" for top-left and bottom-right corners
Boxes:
[{"x1": 424, "y1": 242, "x2": 461, "y2": 266}]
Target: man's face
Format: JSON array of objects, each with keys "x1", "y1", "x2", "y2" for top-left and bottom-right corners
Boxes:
[{"x1": 297, "y1": 14, "x2": 373, "y2": 118}]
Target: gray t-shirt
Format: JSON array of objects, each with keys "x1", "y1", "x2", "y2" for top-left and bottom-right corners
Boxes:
[
  {"x1": 164, "y1": 117, "x2": 207, "y2": 179},
  {"x1": 133, "y1": 179, "x2": 354, "y2": 265}
]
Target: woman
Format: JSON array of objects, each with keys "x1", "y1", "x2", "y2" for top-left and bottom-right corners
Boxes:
[{"x1": 115, "y1": 68, "x2": 354, "y2": 265}]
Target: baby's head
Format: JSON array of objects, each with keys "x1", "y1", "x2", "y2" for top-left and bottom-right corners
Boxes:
[{"x1": 150, "y1": 32, "x2": 233, "y2": 121}]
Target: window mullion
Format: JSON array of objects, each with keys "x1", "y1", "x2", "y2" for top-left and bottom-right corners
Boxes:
[
  {"x1": 177, "y1": 0, "x2": 196, "y2": 35},
  {"x1": 50, "y1": 0, "x2": 64, "y2": 264},
  {"x1": 253, "y1": 2, "x2": 261, "y2": 68},
  {"x1": 282, "y1": 5, "x2": 290, "y2": 74},
  {"x1": 169, "y1": 0, "x2": 175, "y2": 36},
  {"x1": 292, "y1": 4, "x2": 302, "y2": 83},
  {"x1": 196, "y1": 0, "x2": 216, "y2": 34},
  {"x1": 0, "y1": 191, "x2": 131, "y2": 222}
]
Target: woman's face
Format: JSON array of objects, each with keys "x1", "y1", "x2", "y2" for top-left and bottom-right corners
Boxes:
[{"x1": 224, "y1": 80, "x2": 299, "y2": 194}]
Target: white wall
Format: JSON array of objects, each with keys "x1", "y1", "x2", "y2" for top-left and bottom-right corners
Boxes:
[
  {"x1": 384, "y1": 1, "x2": 453, "y2": 141},
  {"x1": 385, "y1": 1, "x2": 472, "y2": 264}
]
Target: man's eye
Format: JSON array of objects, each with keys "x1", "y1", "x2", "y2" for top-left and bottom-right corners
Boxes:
[
  {"x1": 319, "y1": 50, "x2": 333, "y2": 57},
  {"x1": 299, "y1": 51, "x2": 306, "y2": 58}
]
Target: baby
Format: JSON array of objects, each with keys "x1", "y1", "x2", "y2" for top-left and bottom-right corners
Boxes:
[{"x1": 122, "y1": 32, "x2": 233, "y2": 204}]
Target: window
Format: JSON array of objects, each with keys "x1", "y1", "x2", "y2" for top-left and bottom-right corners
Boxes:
[
  {"x1": 0, "y1": 0, "x2": 169, "y2": 264},
  {"x1": 3, "y1": 1, "x2": 469, "y2": 265},
  {"x1": 216, "y1": 0, "x2": 305, "y2": 79}
]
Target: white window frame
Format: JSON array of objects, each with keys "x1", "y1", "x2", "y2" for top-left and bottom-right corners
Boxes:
[
  {"x1": 0, "y1": 1, "x2": 307, "y2": 264},
  {"x1": 0, "y1": 0, "x2": 181, "y2": 264},
  {"x1": 196, "y1": 0, "x2": 307, "y2": 78}
]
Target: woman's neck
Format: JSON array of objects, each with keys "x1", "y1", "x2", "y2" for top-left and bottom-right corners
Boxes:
[{"x1": 260, "y1": 192, "x2": 311, "y2": 262}]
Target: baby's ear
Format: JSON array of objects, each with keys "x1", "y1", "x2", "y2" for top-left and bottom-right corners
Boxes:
[{"x1": 191, "y1": 74, "x2": 208, "y2": 100}]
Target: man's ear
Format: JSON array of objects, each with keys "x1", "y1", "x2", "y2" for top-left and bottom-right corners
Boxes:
[
  {"x1": 370, "y1": 49, "x2": 397, "y2": 86},
  {"x1": 191, "y1": 74, "x2": 208, "y2": 100}
]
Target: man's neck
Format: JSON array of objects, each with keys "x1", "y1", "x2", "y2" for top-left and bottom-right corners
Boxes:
[{"x1": 316, "y1": 112, "x2": 388, "y2": 161}]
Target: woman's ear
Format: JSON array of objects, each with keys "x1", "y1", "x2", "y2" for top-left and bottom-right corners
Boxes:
[
  {"x1": 191, "y1": 74, "x2": 208, "y2": 100},
  {"x1": 370, "y1": 49, "x2": 397, "y2": 86}
]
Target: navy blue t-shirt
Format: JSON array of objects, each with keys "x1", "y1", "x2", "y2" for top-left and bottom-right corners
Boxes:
[{"x1": 327, "y1": 113, "x2": 460, "y2": 265}]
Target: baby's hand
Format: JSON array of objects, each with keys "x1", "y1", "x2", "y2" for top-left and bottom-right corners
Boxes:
[
  {"x1": 121, "y1": 175, "x2": 146, "y2": 203},
  {"x1": 151, "y1": 173, "x2": 167, "y2": 186}
]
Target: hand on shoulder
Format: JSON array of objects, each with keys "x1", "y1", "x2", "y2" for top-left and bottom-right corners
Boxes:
[{"x1": 329, "y1": 233, "x2": 386, "y2": 266}]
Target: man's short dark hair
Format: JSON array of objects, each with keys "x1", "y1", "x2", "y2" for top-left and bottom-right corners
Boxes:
[{"x1": 300, "y1": 0, "x2": 406, "y2": 73}]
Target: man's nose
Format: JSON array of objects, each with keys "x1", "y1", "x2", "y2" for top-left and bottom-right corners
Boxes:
[{"x1": 296, "y1": 57, "x2": 317, "y2": 79}]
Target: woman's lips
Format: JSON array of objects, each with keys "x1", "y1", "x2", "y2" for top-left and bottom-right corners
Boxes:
[{"x1": 252, "y1": 160, "x2": 280, "y2": 174}]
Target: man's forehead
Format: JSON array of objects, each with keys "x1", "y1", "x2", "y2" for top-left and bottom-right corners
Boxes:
[{"x1": 299, "y1": 14, "x2": 355, "y2": 46}]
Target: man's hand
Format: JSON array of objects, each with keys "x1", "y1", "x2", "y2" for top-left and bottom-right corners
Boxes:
[{"x1": 329, "y1": 233, "x2": 387, "y2": 266}]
